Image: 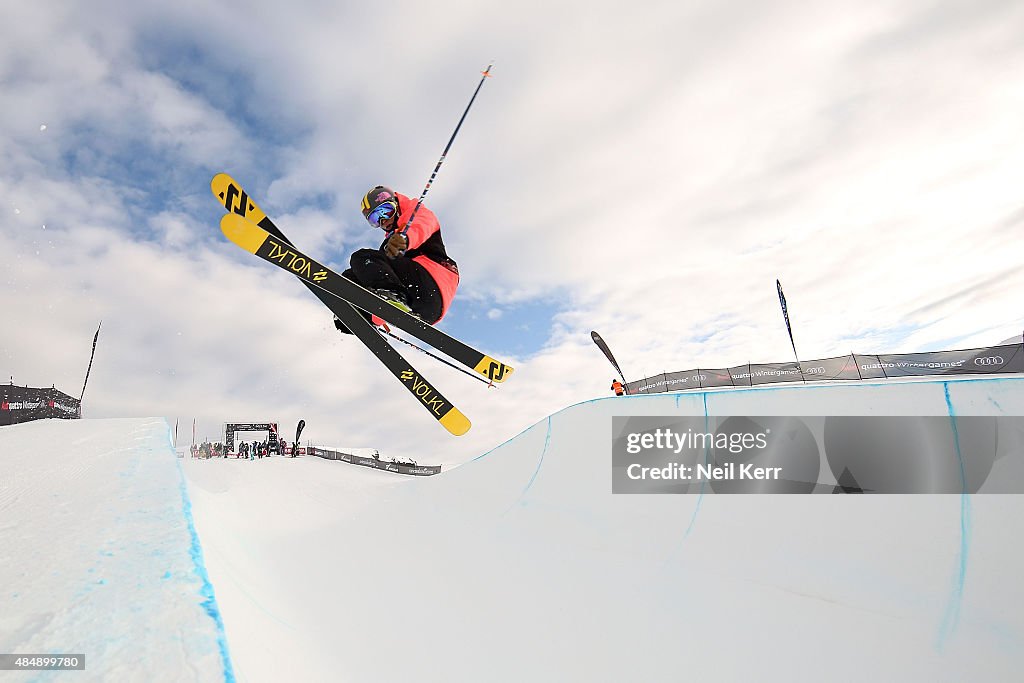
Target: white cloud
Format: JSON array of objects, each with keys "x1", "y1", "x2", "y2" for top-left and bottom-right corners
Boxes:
[{"x1": 2, "y1": 0, "x2": 1024, "y2": 463}]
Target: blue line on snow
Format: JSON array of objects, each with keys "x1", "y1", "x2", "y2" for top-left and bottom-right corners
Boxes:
[
  {"x1": 938, "y1": 383, "x2": 972, "y2": 650},
  {"x1": 469, "y1": 376, "x2": 1023, "y2": 469},
  {"x1": 169, "y1": 425, "x2": 236, "y2": 683},
  {"x1": 512, "y1": 416, "x2": 553, "y2": 508},
  {"x1": 682, "y1": 393, "x2": 710, "y2": 539}
]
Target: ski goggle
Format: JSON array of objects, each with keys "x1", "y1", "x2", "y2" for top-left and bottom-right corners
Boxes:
[{"x1": 366, "y1": 200, "x2": 398, "y2": 228}]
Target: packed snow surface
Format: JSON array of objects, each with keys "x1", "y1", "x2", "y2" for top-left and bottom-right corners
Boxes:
[
  {"x1": 0, "y1": 418, "x2": 228, "y2": 682},
  {"x1": 3, "y1": 377, "x2": 1024, "y2": 681}
]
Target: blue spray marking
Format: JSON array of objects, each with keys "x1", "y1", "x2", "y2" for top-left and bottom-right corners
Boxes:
[
  {"x1": 507, "y1": 416, "x2": 553, "y2": 511},
  {"x1": 682, "y1": 393, "x2": 711, "y2": 539},
  {"x1": 938, "y1": 383, "x2": 972, "y2": 650},
  {"x1": 170, "y1": 427, "x2": 236, "y2": 683},
  {"x1": 469, "y1": 396, "x2": 603, "y2": 465}
]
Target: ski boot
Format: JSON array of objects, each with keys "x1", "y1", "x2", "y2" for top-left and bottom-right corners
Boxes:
[{"x1": 372, "y1": 288, "x2": 413, "y2": 314}]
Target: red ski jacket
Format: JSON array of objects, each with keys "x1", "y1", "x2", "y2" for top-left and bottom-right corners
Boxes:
[{"x1": 386, "y1": 193, "x2": 460, "y2": 320}]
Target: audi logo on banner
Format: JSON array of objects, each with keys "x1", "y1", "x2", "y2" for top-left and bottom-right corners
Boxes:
[{"x1": 974, "y1": 356, "x2": 1005, "y2": 367}]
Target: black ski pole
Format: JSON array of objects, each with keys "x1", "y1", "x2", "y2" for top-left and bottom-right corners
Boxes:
[
  {"x1": 378, "y1": 327, "x2": 496, "y2": 387},
  {"x1": 398, "y1": 62, "x2": 494, "y2": 246}
]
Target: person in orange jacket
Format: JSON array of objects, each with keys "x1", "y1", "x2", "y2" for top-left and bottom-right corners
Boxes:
[
  {"x1": 611, "y1": 379, "x2": 625, "y2": 396},
  {"x1": 334, "y1": 185, "x2": 459, "y2": 334}
]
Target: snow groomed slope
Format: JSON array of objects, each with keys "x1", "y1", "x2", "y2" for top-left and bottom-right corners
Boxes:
[
  {"x1": 4, "y1": 376, "x2": 1023, "y2": 681},
  {"x1": 0, "y1": 418, "x2": 232, "y2": 682},
  {"x1": 186, "y1": 375, "x2": 1023, "y2": 681}
]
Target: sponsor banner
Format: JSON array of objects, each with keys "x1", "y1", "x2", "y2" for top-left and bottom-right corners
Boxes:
[
  {"x1": 0, "y1": 385, "x2": 80, "y2": 426},
  {"x1": 308, "y1": 447, "x2": 440, "y2": 476},
  {"x1": 804, "y1": 354, "x2": 862, "y2": 381},
  {"x1": 854, "y1": 355, "x2": 886, "y2": 380},
  {"x1": 223, "y1": 422, "x2": 279, "y2": 453},
  {"x1": 661, "y1": 370, "x2": 694, "y2": 392},
  {"x1": 627, "y1": 374, "x2": 666, "y2": 395},
  {"x1": 626, "y1": 343, "x2": 1024, "y2": 394},
  {"x1": 613, "y1": 415, "x2": 1024, "y2": 494},
  {"x1": 628, "y1": 370, "x2": 722, "y2": 394},
  {"x1": 723, "y1": 364, "x2": 750, "y2": 387},
  {"x1": 862, "y1": 352, "x2": 973, "y2": 377},
  {"x1": 697, "y1": 368, "x2": 735, "y2": 389},
  {"x1": 398, "y1": 463, "x2": 443, "y2": 476},
  {"x1": 734, "y1": 362, "x2": 803, "y2": 386},
  {"x1": 867, "y1": 344, "x2": 1024, "y2": 378},
  {"x1": 624, "y1": 380, "x2": 644, "y2": 395}
]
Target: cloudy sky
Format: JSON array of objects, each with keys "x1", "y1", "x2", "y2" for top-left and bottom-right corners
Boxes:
[{"x1": 2, "y1": 0, "x2": 1023, "y2": 463}]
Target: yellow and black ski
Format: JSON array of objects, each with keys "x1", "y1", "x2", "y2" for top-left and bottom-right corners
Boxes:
[
  {"x1": 326, "y1": 284, "x2": 471, "y2": 436},
  {"x1": 211, "y1": 173, "x2": 513, "y2": 385},
  {"x1": 210, "y1": 175, "x2": 484, "y2": 436}
]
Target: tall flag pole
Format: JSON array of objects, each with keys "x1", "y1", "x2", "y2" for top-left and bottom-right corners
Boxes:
[
  {"x1": 776, "y1": 280, "x2": 800, "y2": 364},
  {"x1": 79, "y1": 321, "x2": 102, "y2": 405},
  {"x1": 292, "y1": 419, "x2": 307, "y2": 457},
  {"x1": 591, "y1": 331, "x2": 628, "y2": 385}
]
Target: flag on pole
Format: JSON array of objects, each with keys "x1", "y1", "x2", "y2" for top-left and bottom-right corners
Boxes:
[
  {"x1": 591, "y1": 331, "x2": 628, "y2": 385},
  {"x1": 79, "y1": 321, "x2": 102, "y2": 404},
  {"x1": 776, "y1": 280, "x2": 800, "y2": 363}
]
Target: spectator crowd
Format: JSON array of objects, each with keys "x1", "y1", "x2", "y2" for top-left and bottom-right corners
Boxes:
[{"x1": 190, "y1": 437, "x2": 292, "y2": 460}]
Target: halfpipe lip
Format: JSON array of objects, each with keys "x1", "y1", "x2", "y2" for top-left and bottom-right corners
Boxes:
[{"x1": 632, "y1": 372, "x2": 1024, "y2": 397}]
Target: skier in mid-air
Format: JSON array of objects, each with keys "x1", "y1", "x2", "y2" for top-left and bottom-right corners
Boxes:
[{"x1": 334, "y1": 185, "x2": 460, "y2": 334}]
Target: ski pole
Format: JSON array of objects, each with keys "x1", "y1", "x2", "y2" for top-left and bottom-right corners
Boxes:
[
  {"x1": 377, "y1": 326, "x2": 496, "y2": 388},
  {"x1": 399, "y1": 62, "x2": 494, "y2": 244}
]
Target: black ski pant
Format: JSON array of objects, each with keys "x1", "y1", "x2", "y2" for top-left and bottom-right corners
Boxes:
[{"x1": 335, "y1": 248, "x2": 444, "y2": 334}]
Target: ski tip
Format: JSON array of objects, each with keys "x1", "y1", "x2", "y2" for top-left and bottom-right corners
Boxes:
[
  {"x1": 440, "y1": 408, "x2": 472, "y2": 436},
  {"x1": 220, "y1": 213, "x2": 266, "y2": 254},
  {"x1": 210, "y1": 172, "x2": 231, "y2": 190},
  {"x1": 210, "y1": 173, "x2": 269, "y2": 225},
  {"x1": 474, "y1": 357, "x2": 514, "y2": 384}
]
